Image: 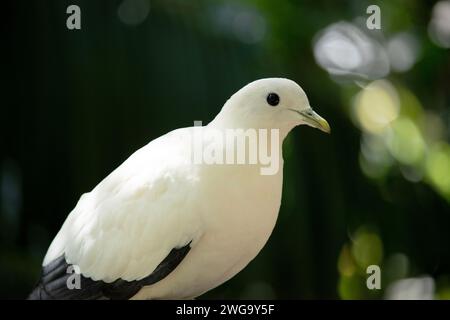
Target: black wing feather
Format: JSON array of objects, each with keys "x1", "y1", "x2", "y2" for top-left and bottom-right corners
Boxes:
[{"x1": 28, "y1": 242, "x2": 192, "y2": 300}]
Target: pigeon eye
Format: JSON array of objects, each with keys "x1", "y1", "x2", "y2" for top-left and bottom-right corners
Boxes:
[{"x1": 266, "y1": 93, "x2": 280, "y2": 106}]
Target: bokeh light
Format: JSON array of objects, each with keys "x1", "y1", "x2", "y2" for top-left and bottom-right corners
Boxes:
[
  {"x1": 117, "y1": 0, "x2": 150, "y2": 26},
  {"x1": 351, "y1": 228, "x2": 383, "y2": 269},
  {"x1": 337, "y1": 227, "x2": 384, "y2": 300},
  {"x1": 387, "y1": 32, "x2": 421, "y2": 72},
  {"x1": 428, "y1": 1, "x2": 450, "y2": 48},
  {"x1": 426, "y1": 143, "x2": 450, "y2": 200},
  {"x1": 352, "y1": 80, "x2": 400, "y2": 134},
  {"x1": 208, "y1": 3, "x2": 266, "y2": 44},
  {"x1": 385, "y1": 276, "x2": 435, "y2": 300},
  {"x1": 313, "y1": 21, "x2": 390, "y2": 80},
  {"x1": 385, "y1": 117, "x2": 426, "y2": 166}
]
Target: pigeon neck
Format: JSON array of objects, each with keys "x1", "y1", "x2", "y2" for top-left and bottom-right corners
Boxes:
[{"x1": 209, "y1": 119, "x2": 290, "y2": 142}]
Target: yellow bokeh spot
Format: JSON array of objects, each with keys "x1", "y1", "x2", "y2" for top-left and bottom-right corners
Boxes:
[
  {"x1": 353, "y1": 80, "x2": 400, "y2": 134},
  {"x1": 351, "y1": 229, "x2": 383, "y2": 269},
  {"x1": 338, "y1": 244, "x2": 356, "y2": 277}
]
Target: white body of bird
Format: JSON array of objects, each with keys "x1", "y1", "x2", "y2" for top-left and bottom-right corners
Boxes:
[{"x1": 39, "y1": 78, "x2": 330, "y2": 299}]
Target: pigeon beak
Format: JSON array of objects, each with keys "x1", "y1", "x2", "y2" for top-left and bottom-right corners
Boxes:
[{"x1": 293, "y1": 107, "x2": 331, "y2": 133}]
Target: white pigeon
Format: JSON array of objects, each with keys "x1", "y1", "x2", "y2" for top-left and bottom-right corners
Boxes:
[{"x1": 29, "y1": 78, "x2": 330, "y2": 300}]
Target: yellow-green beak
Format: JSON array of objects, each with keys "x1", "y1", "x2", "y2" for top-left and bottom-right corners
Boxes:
[{"x1": 299, "y1": 108, "x2": 331, "y2": 133}]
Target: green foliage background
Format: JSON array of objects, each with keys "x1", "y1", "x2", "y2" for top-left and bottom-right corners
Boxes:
[{"x1": 1, "y1": 0, "x2": 449, "y2": 299}]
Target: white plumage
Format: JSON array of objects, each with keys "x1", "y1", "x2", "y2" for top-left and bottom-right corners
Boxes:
[{"x1": 39, "y1": 78, "x2": 330, "y2": 299}]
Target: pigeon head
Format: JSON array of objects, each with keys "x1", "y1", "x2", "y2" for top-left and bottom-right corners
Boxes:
[{"x1": 211, "y1": 78, "x2": 330, "y2": 135}]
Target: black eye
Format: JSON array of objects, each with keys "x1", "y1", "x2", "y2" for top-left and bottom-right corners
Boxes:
[{"x1": 266, "y1": 93, "x2": 280, "y2": 106}]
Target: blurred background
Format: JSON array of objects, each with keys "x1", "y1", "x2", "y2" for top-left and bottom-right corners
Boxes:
[{"x1": 2, "y1": 0, "x2": 450, "y2": 299}]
